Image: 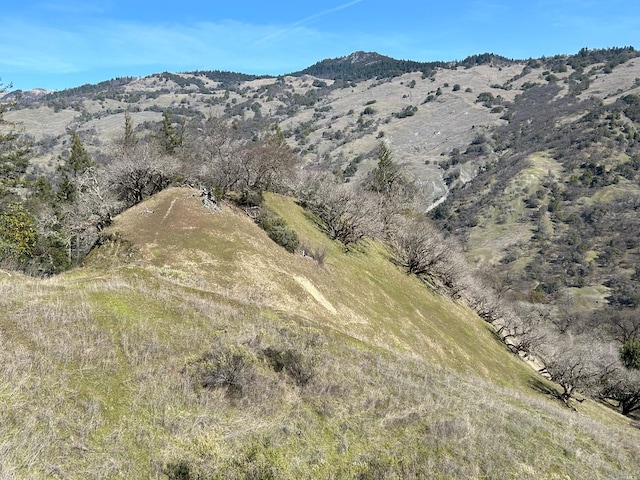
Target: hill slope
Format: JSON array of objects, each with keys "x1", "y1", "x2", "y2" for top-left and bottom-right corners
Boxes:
[{"x1": 1, "y1": 187, "x2": 639, "y2": 478}]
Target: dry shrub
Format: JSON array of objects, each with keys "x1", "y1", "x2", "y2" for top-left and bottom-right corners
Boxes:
[
  {"x1": 300, "y1": 242, "x2": 327, "y2": 266},
  {"x1": 186, "y1": 338, "x2": 257, "y2": 398}
]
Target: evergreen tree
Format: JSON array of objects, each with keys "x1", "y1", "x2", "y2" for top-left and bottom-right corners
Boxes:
[
  {"x1": 369, "y1": 141, "x2": 400, "y2": 195},
  {"x1": 123, "y1": 111, "x2": 138, "y2": 149},
  {"x1": 0, "y1": 202, "x2": 37, "y2": 262},
  {"x1": 0, "y1": 84, "x2": 31, "y2": 199},
  {"x1": 57, "y1": 132, "x2": 93, "y2": 202},
  {"x1": 159, "y1": 111, "x2": 182, "y2": 154}
]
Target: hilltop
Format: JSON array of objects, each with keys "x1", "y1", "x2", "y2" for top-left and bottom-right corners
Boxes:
[{"x1": 1, "y1": 187, "x2": 639, "y2": 478}]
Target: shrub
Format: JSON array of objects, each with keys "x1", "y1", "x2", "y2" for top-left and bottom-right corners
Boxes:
[
  {"x1": 621, "y1": 341, "x2": 640, "y2": 370},
  {"x1": 187, "y1": 340, "x2": 257, "y2": 397},
  {"x1": 302, "y1": 243, "x2": 326, "y2": 266},
  {"x1": 393, "y1": 105, "x2": 418, "y2": 119},
  {"x1": 262, "y1": 347, "x2": 316, "y2": 386},
  {"x1": 256, "y1": 209, "x2": 300, "y2": 253},
  {"x1": 163, "y1": 460, "x2": 193, "y2": 480}
]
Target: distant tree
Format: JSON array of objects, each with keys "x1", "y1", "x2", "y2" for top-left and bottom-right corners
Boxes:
[
  {"x1": 123, "y1": 111, "x2": 138, "y2": 149},
  {"x1": 300, "y1": 172, "x2": 379, "y2": 249},
  {"x1": 621, "y1": 341, "x2": 640, "y2": 370},
  {"x1": 452, "y1": 84, "x2": 461, "y2": 92},
  {"x1": 188, "y1": 117, "x2": 298, "y2": 204},
  {"x1": 57, "y1": 132, "x2": 94, "y2": 202},
  {"x1": 0, "y1": 83, "x2": 31, "y2": 198},
  {"x1": 107, "y1": 115, "x2": 178, "y2": 207},
  {"x1": 158, "y1": 111, "x2": 183, "y2": 154},
  {"x1": 366, "y1": 142, "x2": 418, "y2": 235},
  {"x1": 368, "y1": 142, "x2": 400, "y2": 196},
  {"x1": 391, "y1": 218, "x2": 449, "y2": 276}
]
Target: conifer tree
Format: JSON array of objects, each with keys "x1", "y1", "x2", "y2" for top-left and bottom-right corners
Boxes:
[
  {"x1": 159, "y1": 111, "x2": 182, "y2": 154},
  {"x1": 123, "y1": 111, "x2": 138, "y2": 149},
  {"x1": 369, "y1": 141, "x2": 400, "y2": 195},
  {"x1": 58, "y1": 132, "x2": 93, "y2": 202},
  {"x1": 0, "y1": 83, "x2": 31, "y2": 199}
]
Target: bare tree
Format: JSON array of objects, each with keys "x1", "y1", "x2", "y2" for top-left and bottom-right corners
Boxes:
[
  {"x1": 537, "y1": 337, "x2": 621, "y2": 409},
  {"x1": 186, "y1": 116, "x2": 299, "y2": 204},
  {"x1": 598, "y1": 366, "x2": 640, "y2": 416},
  {"x1": 107, "y1": 114, "x2": 179, "y2": 207},
  {"x1": 106, "y1": 142, "x2": 177, "y2": 206},
  {"x1": 495, "y1": 304, "x2": 549, "y2": 356},
  {"x1": 300, "y1": 172, "x2": 380, "y2": 249},
  {"x1": 607, "y1": 309, "x2": 640, "y2": 344},
  {"x1": 391, "y1": 218, "x2": 450, "y2": 276}
]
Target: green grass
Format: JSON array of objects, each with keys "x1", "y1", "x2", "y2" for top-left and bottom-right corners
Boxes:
[{"x1": 0, "y1": 188, "x2": 639, "y2": 478}]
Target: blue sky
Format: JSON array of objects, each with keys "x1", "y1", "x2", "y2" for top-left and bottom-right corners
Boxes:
[{"x1": 1, "y1": 0, "x2": 638, "y2": 91}]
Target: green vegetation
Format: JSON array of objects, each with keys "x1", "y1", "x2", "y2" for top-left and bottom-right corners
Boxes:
[
  {"x1": 297, "y1": 51, "x2": 445, "y2": 82},
  {"x1": 621, "y1": 341, "x2": 640, "y2": 370},
  {"x1": 3, "y1": 46, "x2": 640, "y2": 477},
  {"x1": 0, "y1": 188, "x2": 638, "y2": 478},
  {"x1": 256, "y1": 207, "x2": 300, "y2": 253}
]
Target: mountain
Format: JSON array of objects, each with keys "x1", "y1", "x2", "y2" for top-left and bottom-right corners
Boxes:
[
  {"x1": 431, "y1": 47, "x2": 640, "y2": 312},
  {"x1": 0, "y1": 187, "x2": 638, "y2": 478},
  {"x1": 3, "y1": 47, "x2": 640, "y2": 477},
  {"x1": 293, "y1": 50, "x2": 446, "y2": 81}
]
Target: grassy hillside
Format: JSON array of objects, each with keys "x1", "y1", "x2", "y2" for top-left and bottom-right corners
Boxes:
[{"x1": 1, "y1": 187, "x2": 639, "y2": 479}]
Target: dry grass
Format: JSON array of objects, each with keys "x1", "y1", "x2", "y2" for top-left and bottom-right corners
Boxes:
[{"x1": 1, "y1": 189, "x2": 639, "y2": 478}]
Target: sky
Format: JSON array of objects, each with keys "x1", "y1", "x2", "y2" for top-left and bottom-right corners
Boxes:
[{"x1": 1, "y1": 0, "x2": 639, "y2": 91}]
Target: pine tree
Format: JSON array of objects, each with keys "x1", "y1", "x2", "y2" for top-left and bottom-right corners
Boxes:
[
  {"x1": 159, "y1": 111, "x2": 182, "y2": 154},
  {"x1": 369, "y1": 141, "x2": 399, "y2": 195},
  {"x1": 57, "y1": 132, "x2": 93, "y2": 202},
  {"x1": 123, "y1": 111, "x2": 138, "y2": 149},
  {"x1": 0, "y1": 83, "x2": 31, "y2": 198}
]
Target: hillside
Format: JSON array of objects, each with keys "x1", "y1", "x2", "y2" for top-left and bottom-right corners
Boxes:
[
  {"x1": 2, "y1": 47, "x2": 640, "y2": 478},
  {"x1": 1, "y1": 187, "x2": 639, "y2": 478},
  {"x1": 432, "y1": 49, "x2": 640, "y2": 311},
  {"x1": 0, "y1": 50, "x2": 571, "y2": 204}
]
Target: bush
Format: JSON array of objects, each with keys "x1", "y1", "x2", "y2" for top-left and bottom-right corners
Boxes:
[
  {"x1": 393, "y1": 105, "x2": 418, "y2": 119},
  {"x1": 301, "y1": 242, "x2": 327, "y2": 266},
  {"x1": 621, "y1": 341, "x2": 640, "y2": 370},
  {"x1": 164, "y1": 460, "x2": 193, "y2": 480},
  {"x1": 262, "y1": 347, "x2": 316, "y2": 386},
  {"x1": 187, "y1": 340, "x2": 257, "y2": 397},
  {"x1": 256, "y1": 209, "x2": 300, "y2": 253}
]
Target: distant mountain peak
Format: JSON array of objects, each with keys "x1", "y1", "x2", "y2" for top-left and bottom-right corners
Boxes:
[
  {"x1": 342, "y1": 51, "x2": 389, "y2": 65},
  {"x1": 294, "y1": 51, "x2": 444, "y2": 82}
]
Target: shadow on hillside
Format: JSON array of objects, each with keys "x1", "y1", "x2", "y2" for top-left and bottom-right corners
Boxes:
[{"x1": 528, "y1": 376, "x2": 558, "y2": 397}]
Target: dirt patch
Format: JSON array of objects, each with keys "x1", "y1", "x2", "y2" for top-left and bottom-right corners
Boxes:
[{"x1": 293, "y1": 275, "x2": 337, "y2": 315}]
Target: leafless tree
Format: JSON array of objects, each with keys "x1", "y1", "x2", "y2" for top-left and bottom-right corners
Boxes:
[
  {"x1": 538, "y1": 342, "x2": 601, "y2": 408},
  {"x1": 390, "y1": 218, "x2": 449, "y2": 276},
  {"x1": 598, "y1": 366, "x2": 640, "y2": 416},
  {"x1": 300, "y1": 172, "x2": 380, "y2": 249},
  {"x1": 186, "y1": 116, "x2": 299, "y2": 203},
  {"x1": 607, "y1": 309, "x2": 640, "y2": 344},
  {"x1": 106, "y1": 141, "x2": 177, "y2": 207},
  {"x1": 495, "y1": 304, "x2": 549, "y2": 357}
]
